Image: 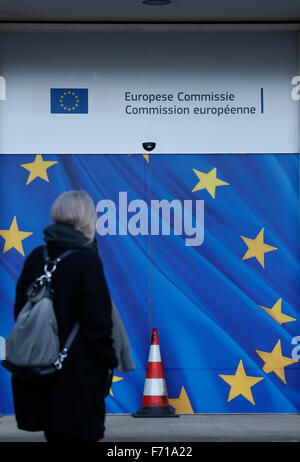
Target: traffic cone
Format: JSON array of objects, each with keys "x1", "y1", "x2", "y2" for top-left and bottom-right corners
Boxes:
[{"x1": 133, "y1": 328, "x2": 179, "y2": 418}]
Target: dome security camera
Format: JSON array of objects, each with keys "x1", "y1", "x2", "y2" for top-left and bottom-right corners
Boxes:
[{"x1": 142, "y1": 142, "x2": 156, "y2": 152}]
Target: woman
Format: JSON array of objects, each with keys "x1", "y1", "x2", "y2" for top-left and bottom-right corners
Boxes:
[{"x1": 11, "y1": 190, "x2": 118, "y2": 442}]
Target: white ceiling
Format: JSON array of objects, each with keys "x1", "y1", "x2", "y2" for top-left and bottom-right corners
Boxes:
[{"x1": 0, "y1": 0, "x2": 300, "y2": 23}]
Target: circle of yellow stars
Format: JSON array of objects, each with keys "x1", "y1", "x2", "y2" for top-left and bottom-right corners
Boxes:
[
  {"x1": 0, "y1": 216, "x2": 32, "y2": 256},
  {"x1": 0, "y1": 155, "x2": 58, "y2": 254},
  {"x1": 191, "y1": 164, "x2": 298, "y2": 406},
  {"x1": 241, "y1": 228, "x2": 277, "y2": 269},
  {"x1": 0, "y1": 155, "x2": 298, "y2": 412},
  {"x1": 21, "y1": 154, "x2": 58, "y2": 186},
  {"x1": 128, "y1": 153, "x2": 149, "y2": 163},
  {"x1": 109, "y1": 376, "x2": 123, "y2": 397},
  {"x1": 192, "y1": 167, "x2": 229, "y2": 198},
  {"x1": 59, "y1": 90, "x2": 80, "y2": 112}
]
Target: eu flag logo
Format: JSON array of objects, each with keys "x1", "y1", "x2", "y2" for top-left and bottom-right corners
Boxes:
[{"x1": 50, "y1": 88, "x2": 88, "y2": 114}]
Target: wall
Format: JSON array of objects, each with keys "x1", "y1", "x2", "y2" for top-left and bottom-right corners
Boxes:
[
  {"x1": 0, "y1": 28, "x2": 298, "y2": 153},
  {"x1": 0, "y1": 27, "x2": 299, "y2": 414}
]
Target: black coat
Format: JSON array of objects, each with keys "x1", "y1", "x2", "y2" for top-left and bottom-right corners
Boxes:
[{"x1": 11, "y1": 241, "x2": 118, "y2": 441}]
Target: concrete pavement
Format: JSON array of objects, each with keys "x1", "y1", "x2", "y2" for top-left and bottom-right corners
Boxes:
[{"x1": 0, "y1": 414, "x2": 300, "y2": 442}]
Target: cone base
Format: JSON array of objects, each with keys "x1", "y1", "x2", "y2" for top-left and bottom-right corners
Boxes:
[{"x1": 132, "y1": 406, "x2": 179, "y2": 418}]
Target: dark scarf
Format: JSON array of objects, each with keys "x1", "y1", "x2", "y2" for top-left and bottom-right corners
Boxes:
[{"x1": 43, "y1": 223, "x2": 98, "y2": 253}]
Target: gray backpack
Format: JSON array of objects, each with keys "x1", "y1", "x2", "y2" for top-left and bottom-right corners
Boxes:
[{"x1": 1, "y1": 246, "x2": 79, "y2": 378}]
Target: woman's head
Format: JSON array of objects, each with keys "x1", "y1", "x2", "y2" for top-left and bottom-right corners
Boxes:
[{"x1": 51, "y1": 190, "x2": 97, "y2": 242}]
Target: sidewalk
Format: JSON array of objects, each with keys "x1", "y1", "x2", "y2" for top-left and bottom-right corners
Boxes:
[{"x1": 0, "y1": 414, "x2": 300, "y2": 442}]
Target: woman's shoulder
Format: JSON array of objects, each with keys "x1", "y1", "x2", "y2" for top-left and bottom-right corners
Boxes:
[
  {"x1": 25, "y1": 245, "x2": 100, "y2": 263},
  {"x1": 57, "y1": 247, "x2": 103, "y2": 270},
  {"x1": 75, "y1": 247, "x2": 103, "y2": 268},
  {"x1": 24, "y1": 245, "x2": 45, "y2": 262},
  {"x1": 25, "y1": 244, "x2": 103, "y2": 268}
]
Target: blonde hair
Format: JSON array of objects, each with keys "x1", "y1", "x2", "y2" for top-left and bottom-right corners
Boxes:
[{"x1": 51, "y1": 190, "x2": 97, "y2": 242}]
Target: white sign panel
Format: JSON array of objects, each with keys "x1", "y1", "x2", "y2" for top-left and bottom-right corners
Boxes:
[{"x1": 0, "y1": 30, "x2": 298, "y2": 154}]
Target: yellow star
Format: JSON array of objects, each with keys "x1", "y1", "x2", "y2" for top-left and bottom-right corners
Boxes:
[
  {"x1": 192, "y1": 167, "x2": 229, "y2": 199},
  {"x1": 241, "y1": 228, "x2": 277, "y2": 268},
  {"x1": 109, "y1": 375, "x2": 124, "y2": 397},
  {"x1": 128, "y1": 154, "x2": 150, "y2": 163},
  {"x1": 169, "y1": 386, "x2": 194, "y2": 414},
  {"x1": 0, "y1": 216, "x2": 33, "y2": 256},
  {"x1": 256, "y1": 340, "x2": 298, "y2": 384},
  {"x1": 259, "y1": 298, "x2": 296, "y2": 325},
  {"x1": 219, "y1": 360, "x2": 263, "y2": 405},
  {"x1": 21, "y1": 154, "x2": 58, "y2": 185}
]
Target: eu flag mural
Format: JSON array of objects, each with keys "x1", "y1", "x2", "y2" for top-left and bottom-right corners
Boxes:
[
  {"x1": 50, "y1": 89, "x2": 88, "y2": 114},
  {"x1": 0, "y1": 153, "x2": 299, "y2": 415}
]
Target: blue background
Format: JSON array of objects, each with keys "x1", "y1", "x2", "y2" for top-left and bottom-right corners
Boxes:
[{"x1": 0, "y1": 153, "x2": 299, "y2": 414}]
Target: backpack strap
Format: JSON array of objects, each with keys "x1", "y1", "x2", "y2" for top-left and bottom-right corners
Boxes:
[
  {"x1": 41, "y1": 246, "x2": 78, "y2": 282},
  {"x1": 42, "y1": 245, "x2": 81, "y2": 370},
  {"x1": 43, "y1": 245, "x2": 77, "y2": 265},
  {"x1": 54, "y1": 321, "x2": 80, "y2": 370},
  {"x1": 43, "y1": 245, "x2": 49, "y2": 263}
]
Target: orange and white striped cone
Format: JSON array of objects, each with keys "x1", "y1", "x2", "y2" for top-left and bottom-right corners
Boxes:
[{"x1": 133, "y1": 328, "x2": 178, "y2": 418}]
